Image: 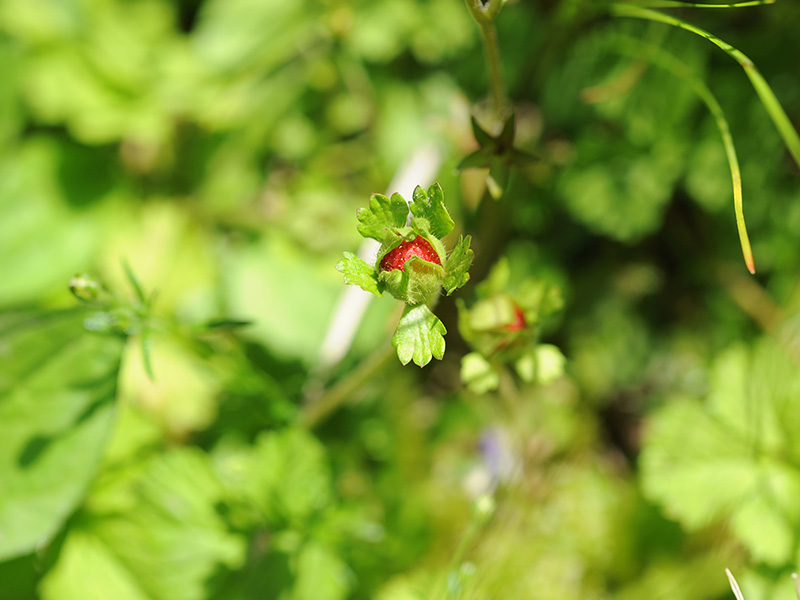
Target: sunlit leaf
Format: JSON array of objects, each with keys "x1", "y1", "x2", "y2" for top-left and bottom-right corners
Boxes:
[
  {"x1": 40, "y1": 448, "x2": 246, "y2": 600},
  {"x1": 335, "y1": 252, "x2": 382, "y2": 297},
  {"x1": 641, "y1": 340, "x2": 800, "y2": 566},
  {"x1": 0, "y1": 310, "x2": 124, "y2": 561},
  {"x1": 443, "y1": 235, "x2": 473, "y2": 295},
  {"x1": 409, "y1": 183, "x2": 454, "y2": 239},
  {"x1": 392, "y1": 304, "x2": 446, "y2": 367},
  {"x1": 357, "y1": 193, "x2": 409, "y2": 241}
]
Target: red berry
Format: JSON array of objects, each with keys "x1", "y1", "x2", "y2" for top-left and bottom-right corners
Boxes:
[
  {"x1": 380, "y1": 236, "x2": 441, "y2": 272},
  {"x1": 505, "y1": 304, "x2": 526, "y2": 332}
]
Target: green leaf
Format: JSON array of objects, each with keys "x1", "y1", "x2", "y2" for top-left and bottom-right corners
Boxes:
[
  {"x1": 460, "y1": 352, "x2": 500, "y2": 393},
  {"x1": 39, "y1": 447, "x2": 246, "y2": 600},
  {"x1": 292, "y1": 542, "x2": 351, "y2": 600},
  {"x1": 0, "y1": 310, "x2": 125, "y2": 561},
  {"x1": 201, "y1": 318, "x2": 253, "y2": 331},
  {"x1": 443, "y1": 235, "x2": 473, "y2": 295},
  {"x1": 224, "y1": 233, "x2": 343, "y2": 363},
  {"x1": 408, "y1": 183, "x2": 454, "y2": 239},
  {"x1": 640, "y1": 340, "x2": 800, "y2": 566},
  {"x1": 40, "y1": 528, "x2": 150, "y2": 600},
  {"x1": 122, "y1": 260, "x2": 147, "y2": 305},
  {"x1": 249, "y1": 428, "x2": 333, "y2": 526},
  {"x1": 356, "y1": 192, "x2": 409, "y2": 241},
  {"x1": 335, "y1": 252, "x2": 382, "y2": 296},
  {"x1": 215, "y1": 428, "x2": 334, "y2": 528},
  {"x1": 392, "y1": 304, "x2": 447, "y2": 367}
]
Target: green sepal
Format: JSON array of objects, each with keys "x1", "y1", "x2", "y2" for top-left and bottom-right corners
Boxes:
[
  {"x1": 471, "y1": 116, "x2": 494, "y2": 147},
  {"x1": 486, "y1": 160, "x2": 510, "y2": 200},
  {"x1": 498, "y1": 112, "x2": 516, "y2": 150},
  {"x1": 356, "y1": 192, "x2": 409, "y2": 240},
  {"x1": 456, "y1": 147, "x2": 493, "y2": 171},
  {"x1": 443, "y1": 235, "x2": 473, "y2": 295},
  {"x1": 409, "y1": 183, "x2": 454, "y2": 239},
  {"x1": 378, "y1": 267, "x2": 406, "y2": 302},
  {"x1": 392, "y1": 304, "x2": 447, "y2": 367},
  {"x1": 405, "y1": 256, "x2": 446, "y2": 305},
  {"x1": 335, "y1": 252, "x2": 382, "y2": 296},
  {"x1": 459, "y1": 111, "x2": 537, "y2": 199},
  {"x1": 377, "y1": 256, "x2": 444, "y2": 304}
]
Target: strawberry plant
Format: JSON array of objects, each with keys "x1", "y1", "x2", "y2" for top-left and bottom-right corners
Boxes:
[
  {"x1": 0, "y1": 0, "x2": 799, "y2": 598},
  {"x1": 336, "y1": 183, "x2": 473, "y2": 366}
]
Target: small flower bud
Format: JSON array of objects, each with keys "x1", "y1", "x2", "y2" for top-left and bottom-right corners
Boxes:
[{"x1": 69, "y1": 273, "x2": 100, "y2": 302}]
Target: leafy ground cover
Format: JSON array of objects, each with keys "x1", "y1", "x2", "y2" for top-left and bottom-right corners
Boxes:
[{"x1": 1, "y1": 0, "x2": 800, "y2": 598}]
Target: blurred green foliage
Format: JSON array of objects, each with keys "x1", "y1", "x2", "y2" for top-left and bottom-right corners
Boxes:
[{"x1": 1, "y1": 0, "x2": 800, "y2": 598}]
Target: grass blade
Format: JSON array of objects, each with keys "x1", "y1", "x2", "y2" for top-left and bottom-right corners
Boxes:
[
  {"x1": 625, "y1": 0, "x2": 774, "y2": 8},
  {"x1": 142, "y1": 333, "x2": 156, "y2": 381},
  {"x1": 611, "y1": 4, "x2": 800, "y2": 170},
  {"x1": 603, "y1": 34, "x2": 755, "y2": 272},
  {"x1": 122, "y1": 259, "x2": 147, "y2": 305}
]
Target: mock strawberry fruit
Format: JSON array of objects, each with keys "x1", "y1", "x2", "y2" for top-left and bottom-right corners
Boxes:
[
  {"x1": 505, "y1": 304, "x2": 526, "y2": 332},
  {"x1": 336, "y1": 183, "x2": 473, "y2": 366},
  {"x1": 380, "y1": 236, "x2": 442, "y2": 272}
]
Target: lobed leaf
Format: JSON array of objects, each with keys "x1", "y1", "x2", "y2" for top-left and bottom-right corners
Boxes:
[
  {"x1": 443, "y1": 235, "x2": 474, "y2": 295},
  {"x1": 335, "y1": 252, "x2": 382, "y2": 296},
  {"x1": 409, "y1": 183, "x2": 455, "y2": 239},
  {"x1": 40, "y1": 447, "x2": 246, "y2": 600},
  {"x1": 392, "y1": 304, "x2": 447, "y2": 367},
  {"x1": 640, "y1": 340, "x2": 800, "y2": 566},
  {"x1": 356, "y1": 193, "x2": 409, "y2": 241}
]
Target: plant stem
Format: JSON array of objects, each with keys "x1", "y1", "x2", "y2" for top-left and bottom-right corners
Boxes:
[
  {"x1": 301, "y1": 343, "x2": 395, "y2": 429},
  {"x1": 481, "y1": 21, "x2": 507, "y2": 118},
  {"x1": 465, "y1": 0, "x2": 508, "y2": 120}
]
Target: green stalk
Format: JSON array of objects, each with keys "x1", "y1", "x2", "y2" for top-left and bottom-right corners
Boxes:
[
  {"x1": 301, "y1": 343, "x2": 395, "y2": 428},
  {"x1": 611, "y1": 35, "x2": 755, "y2": 272},
  {"x1": 434, "y1": 495, "x2": 495, "y2": 600},
  {"x1": 481, "y1": 21, "x2": 507, "y2": 116},
  {"x1": 611, "y1": 4, "x2": 800, "y2": 171},
  {"x1": 464, "y1": 0, "x2": 508, "y2": 119}
]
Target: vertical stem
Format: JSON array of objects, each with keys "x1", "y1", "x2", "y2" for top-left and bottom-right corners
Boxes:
[
  {"x1": 480, "y1": 21, "x2": 507, "y2": 119},
  {"x1": 465, "y1": 0, "x2": 508, "y2": 122}
]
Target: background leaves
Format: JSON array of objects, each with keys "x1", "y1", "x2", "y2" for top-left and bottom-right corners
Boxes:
[
  {"x1": 0, "y1": 311, "x2": 124, "y2": 561},
  {"x1": 0, "y1": 0, "x2": 799, "y2": 598}
]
